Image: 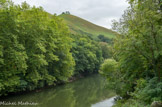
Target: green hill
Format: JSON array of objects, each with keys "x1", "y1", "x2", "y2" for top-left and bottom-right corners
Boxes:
[{"x1": 59, "y1": 14, "x2": 116, "y2": 38}]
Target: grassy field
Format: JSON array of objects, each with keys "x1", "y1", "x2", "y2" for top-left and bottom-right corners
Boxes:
[{"x1": 59, "y1": 14, "x2": 117, "y2": 38}]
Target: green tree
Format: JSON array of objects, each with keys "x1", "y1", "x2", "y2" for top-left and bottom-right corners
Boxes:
[
  {"x1": 101, "y1": 0, "x2": 162, "y2": 105},
  {"x1": 0, "y1": 2, "x2": 75, "y2": 96},
  {"x1": 99, "y1": 42, "x2": 112, "y2": 59},
  {"x1": 0, "y1": 2, "x2": 28, "y2": 95},
  {"x1": 98, "y1": 34, "x2": 112, "y2": 43},
  {"x1": 71, "y1": 34, "x2": 103, "y2": 76}
]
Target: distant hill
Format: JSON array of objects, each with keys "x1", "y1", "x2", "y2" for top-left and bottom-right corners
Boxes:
[{"x1": 59, "y1": 14, "x2": 117, "y2": 38}]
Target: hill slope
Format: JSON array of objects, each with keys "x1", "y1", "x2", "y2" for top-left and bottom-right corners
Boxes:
[{"x1": 59, "y1": 14, "x2": 116, "y2": 38}]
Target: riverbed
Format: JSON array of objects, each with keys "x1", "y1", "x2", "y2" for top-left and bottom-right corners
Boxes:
[{"x1": 1, "y1": 74, "x2": 115, "y2": 107}]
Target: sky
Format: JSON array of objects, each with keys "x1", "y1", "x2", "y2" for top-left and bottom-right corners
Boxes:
[{"x1": 12, "y1": 0, "x2": 129, "y2": 29}]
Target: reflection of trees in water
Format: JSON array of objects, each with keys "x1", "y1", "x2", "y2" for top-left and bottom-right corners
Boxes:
[
  {"x1": 4, "y1": 75, "x2": 114, "y2": 107},
  {"x1": 41, "y1": 85, "x2": 76, "y2": 107},
  {"x1": 72, "y1": 74, "x2": 114, "y2": 107}
]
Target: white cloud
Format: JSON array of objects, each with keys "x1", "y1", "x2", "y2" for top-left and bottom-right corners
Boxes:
[{"x1": 12, "y1": 0, "x2": 129, "y2": 29}]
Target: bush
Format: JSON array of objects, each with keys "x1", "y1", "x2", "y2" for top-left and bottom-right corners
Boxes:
[{"x1": 132, "y1": 77, "x2": 162, "y2": 104}]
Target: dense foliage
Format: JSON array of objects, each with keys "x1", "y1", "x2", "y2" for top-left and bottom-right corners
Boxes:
[
  {"x1": 98, "y1": 34, "x2": 112, "y2": 44},
  {"x1": 99, "y1": 42, "x2": 112, "y2": 59},
  {"x1": 71, "y1": 34, "x2": 103, "y2": 76},
  {"x1": 0, "y1": 1, "x2": 75, "y2": 96},
  {"x1": 100, "y1": 0, "x2": 162, "y2": 106},
  {"x1": 0, "y1": 1, "x2": 105, "y2": 96}
]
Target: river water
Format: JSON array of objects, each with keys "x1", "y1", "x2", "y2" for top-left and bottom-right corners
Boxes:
[{"x1": 1, "y1": 74, "x2": 115, "y2": 107}]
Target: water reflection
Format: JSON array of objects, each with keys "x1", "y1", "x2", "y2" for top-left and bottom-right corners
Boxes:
[
  {"x1": 2, "y1": 74, "x2": 115, "y2": 107},
  {"x1": 92, "y1": 96, "x2": 116, "y2": 107}
]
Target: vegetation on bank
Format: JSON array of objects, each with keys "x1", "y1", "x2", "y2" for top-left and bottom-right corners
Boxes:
[
  {"x1": 100, "y1": 0, "x2": 162, "y2": 106},
  {"x1": 59, "y1": 14, "x2": 116, "y2": 39},
  {"x1": 71, "y1": 34, "x2": 103, "y2": 76},
  {"x1": 2, "y1": 1, "x2": 161, "y2": 107},
  {"x1": 0, "y1": 1, "x2": 107, "y2": 96}
]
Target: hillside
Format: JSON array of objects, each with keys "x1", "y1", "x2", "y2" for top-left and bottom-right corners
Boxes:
[{"x1": 59, "y1": 14, "x2": 116, "y2": 38}]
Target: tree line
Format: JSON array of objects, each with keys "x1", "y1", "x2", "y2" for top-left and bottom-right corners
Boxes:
[{"x1": 0, "y1": 1, "x2": 106, "y2": 96}]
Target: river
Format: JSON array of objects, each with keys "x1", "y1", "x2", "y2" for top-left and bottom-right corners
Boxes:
[{"x1": 1, "y1": 74, "x2": 115, "y2": 107}]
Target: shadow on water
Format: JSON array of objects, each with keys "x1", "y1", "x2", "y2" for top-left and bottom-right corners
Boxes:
[{"x1": 1, "y1": 74, "x2": 115, "y2": 107}]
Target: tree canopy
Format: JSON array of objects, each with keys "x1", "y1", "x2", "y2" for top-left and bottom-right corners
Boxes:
[
  {"x1": 0, "y1": 1, "x2": 75, "y2": 96},
  {"x1": 71, "y1": 34, "x2": 103, "y2": 76},
  {"x1": 0, "y1": 1, "x2": 105, "y2": 96},
  {"x1": 101, "y1": 0, "x2": 162, "y2": 106}
]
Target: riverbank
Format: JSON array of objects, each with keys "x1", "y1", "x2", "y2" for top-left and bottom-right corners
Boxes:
[
  {"x1": 3, "y1": 73, "x2": 96, "y2": 97},
  {"x1": 0, "y1": 74, "x2": 89, "y2": 99},
  {"x1": 1, "y1": 74, "x2": 115, "y2": 107}
]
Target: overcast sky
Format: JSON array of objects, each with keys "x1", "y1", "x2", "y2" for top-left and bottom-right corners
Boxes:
[{"x1": 12, "y1": 0, "x2": 129, "y2": 29}]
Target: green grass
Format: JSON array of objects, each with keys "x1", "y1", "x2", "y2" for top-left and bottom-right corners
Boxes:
[{"x1": 59, "y1": 14, "x2": 117, "y2": 38}]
